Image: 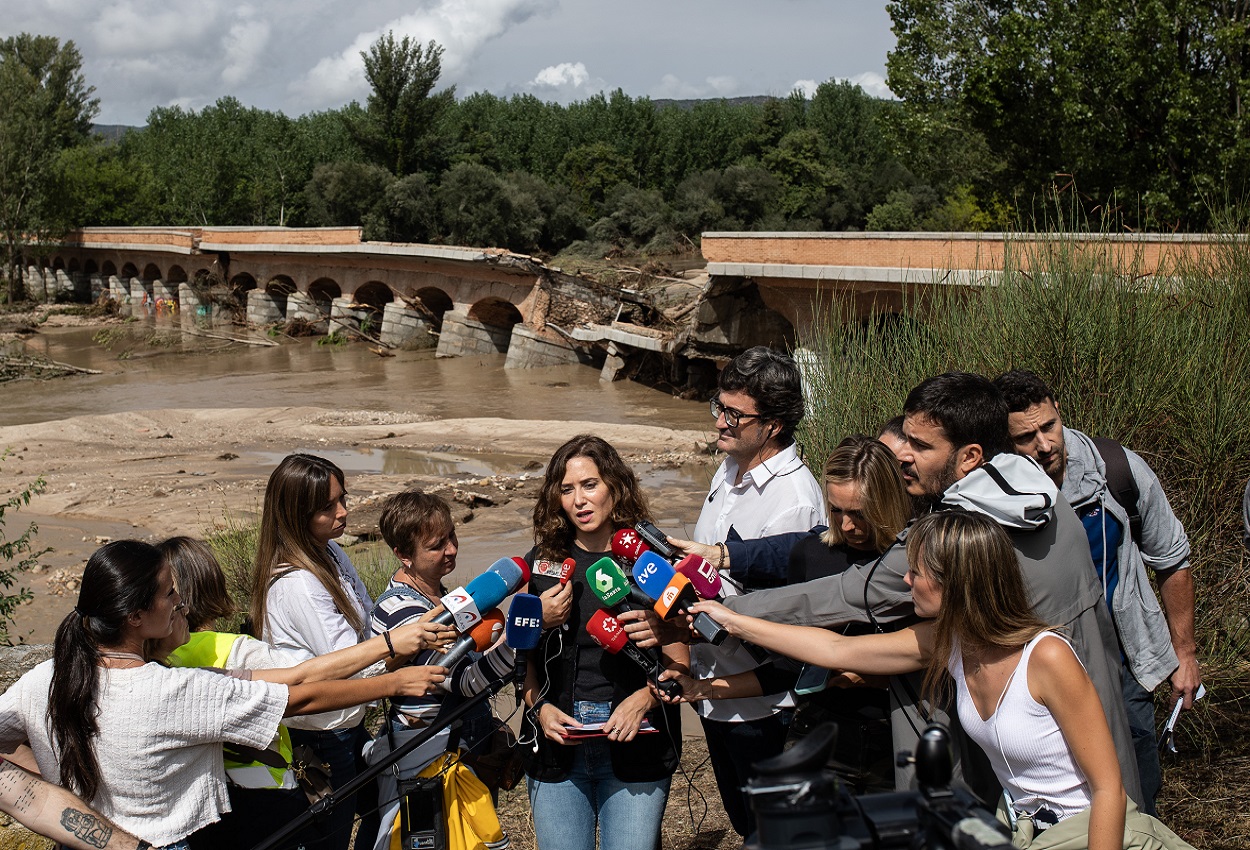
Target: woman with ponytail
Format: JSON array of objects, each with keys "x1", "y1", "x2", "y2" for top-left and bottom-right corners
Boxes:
[{"x1": 0, "y1": 540, "x2": 448, "y2": 850}]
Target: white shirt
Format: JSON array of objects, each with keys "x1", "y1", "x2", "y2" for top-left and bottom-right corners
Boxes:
[
  {"x1": 263, "y1": 540, "x2": 380, "y2": 730},
  {"x1": 0, "y1": 659, "x2": 288, "y2": 847},
  {"x1": 693, "y1": 442, "x2": 827, "y2": 544},
  {"x1": 692, "y1": 442, "x2": 825, "y2": 722}
]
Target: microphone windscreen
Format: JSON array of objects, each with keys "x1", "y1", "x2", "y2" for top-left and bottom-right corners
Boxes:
[
  {"x1": 459, "y1": 571, "x2": 509, "y2": 611},
  {"x1": 632, "y1": 551, "x2": 676, "y2": 602},
  {"x1": 509, "y1": 557, "x2": 532, "y2": 584},
  {"x1": 585, "y1": 609, "x2": 628, "y2": 653},
  {"x1": 505, "y1": 593, "x2": 544, "y2": 650},
  {"x1": 470, "y1": 608, "x2": 505, "y2": 650},
  {"x1": 653, "y1": 572, "x2": 699, "y2": 619},
  {"x1": 440, "y1": 608, "x2": 505, "y2": 668},
  {"x1": 610, "y1": 529, "x2": 649, "y2": 562},
  {"x1": 559, "y1": 558, "x2": 576, "y2": 584},
  {"x1": 587, "y1": 557, "x2": 632, "y2": 608},
  {"x1": 675, "y1": 553, "x2": 723, "y2": 599}
]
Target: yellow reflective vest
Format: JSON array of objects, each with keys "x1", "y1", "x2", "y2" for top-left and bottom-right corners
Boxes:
[{"x1": 167, "y1": 631, "x2": 299, "y2": 790}]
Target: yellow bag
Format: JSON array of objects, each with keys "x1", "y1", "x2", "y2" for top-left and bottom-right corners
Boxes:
[{"x1": 389, "y1": 751, "x2": 509, "y2": 850}]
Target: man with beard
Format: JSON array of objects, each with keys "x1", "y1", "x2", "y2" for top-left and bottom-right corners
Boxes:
[
  {"x1": 709, "y1": 372, "x2": 1142, "y2": 803},
  {"x1": 993, "y1": 369, "x2": 1200, "y2": 816}
]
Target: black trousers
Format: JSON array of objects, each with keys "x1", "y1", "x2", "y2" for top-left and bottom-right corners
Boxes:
[{"x1": 699, "y1": 711, "x2": 791, "y2": 838}]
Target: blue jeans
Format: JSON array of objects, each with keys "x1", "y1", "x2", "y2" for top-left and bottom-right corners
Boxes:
[
  {"x1": 527, "y1": 701, "x2": 671, "y2": 850},
  {"x1": 1121, "y1": 664, "x2": 1162, "y2": 816}
]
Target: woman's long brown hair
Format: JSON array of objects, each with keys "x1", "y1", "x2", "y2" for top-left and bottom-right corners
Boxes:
[{"x1": 250, "y1": 453, "x2": 364, "y2": 637}]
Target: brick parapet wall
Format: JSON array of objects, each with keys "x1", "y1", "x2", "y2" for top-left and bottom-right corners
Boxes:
[{"x1": 701, "y1": 232, "x2": 1231, "y2": 275}]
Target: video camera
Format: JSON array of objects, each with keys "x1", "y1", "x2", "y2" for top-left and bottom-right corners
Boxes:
[{"x1": 744, "y1": 722, "x2": 1011, "y2": 850}]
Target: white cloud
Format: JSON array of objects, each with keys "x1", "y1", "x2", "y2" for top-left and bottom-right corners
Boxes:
[
  {"x1": 221, "y1": 10, "x2": 271, "y2": 87},
  {"x1": 292, "y1": 0, "x2": 554, "y2": 108},
  {"x1": 846, "y1": 71, "x2": 895, "y2": 100},
  {"x1": 792, "y1": 79, "x2": 819, "y2": 98},
  {"x1": 532, "y1": 61, "x2": 588, "y2": 89}
]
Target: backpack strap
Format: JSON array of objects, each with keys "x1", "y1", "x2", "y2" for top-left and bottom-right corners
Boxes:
[{"x1": 1091, "y1": 436, "x2": 1142, "y2": 545}]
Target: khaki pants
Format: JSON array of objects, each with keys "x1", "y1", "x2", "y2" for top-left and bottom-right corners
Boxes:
[{"x1": 1005, "y1": 798, "x2": 1195, "y2": 850}]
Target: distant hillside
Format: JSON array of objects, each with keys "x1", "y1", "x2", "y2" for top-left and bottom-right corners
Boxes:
[
  {"x1": 91, "y1": 124, "x2": 140, "y2": 142},
  {"x1": 650, "y1": 95, "x2": 776, "y2": 111}
]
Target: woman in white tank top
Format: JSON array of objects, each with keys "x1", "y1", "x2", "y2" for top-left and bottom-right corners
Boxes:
[{"x1": 683, "y1": 511, "x2": 1194, "y2": 850}]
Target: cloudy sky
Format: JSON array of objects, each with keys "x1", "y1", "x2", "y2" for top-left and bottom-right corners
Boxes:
[{"x1": 6, "y1": 0, "x2": 897, "y2": 126}]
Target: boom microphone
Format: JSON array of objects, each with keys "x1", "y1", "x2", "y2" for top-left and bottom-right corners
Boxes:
[
  {"x1": 439, "y1": 609, "x2": 504, "y2": 670},
  {"x1": 433, "y1": 557, "x2": 531, "y2": 631},
  {"x1": 632, "y1": 552, "x2": 728, "y2": 645},
  {"x1": 674, "y1": 553, "x2": 724, "y2": 600},
  {"x1": 586, "y1": 557, "x2": 653, "y2": 612},
  {"x1": 506, "y1": 593, "x2": 545, "y2": 702},
  {"x1": 586, "y1": 610, "x2": 681, "y2": 699}
]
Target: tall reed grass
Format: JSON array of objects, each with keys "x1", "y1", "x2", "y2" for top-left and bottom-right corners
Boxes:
[
  {"x1": 205, "y1": 520, "x2": 395, "y2": 635},
  {"x1": 796, "y1": 229, "x2": 1250, "y2": 667}
]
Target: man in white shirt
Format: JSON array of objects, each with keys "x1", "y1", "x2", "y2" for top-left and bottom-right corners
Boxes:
[{"x1": 691, "y1": 346, "x2": 825, "y2": 838}]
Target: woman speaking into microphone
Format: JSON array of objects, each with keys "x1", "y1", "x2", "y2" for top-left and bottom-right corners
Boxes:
[{"x1": 521, "y1": 434, "x2": 684, "y2": 850}]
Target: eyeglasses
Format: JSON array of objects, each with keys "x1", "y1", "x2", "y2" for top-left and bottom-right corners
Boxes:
[{"x1": 709, "y1": 398, "x2": 763, "y2": 429}]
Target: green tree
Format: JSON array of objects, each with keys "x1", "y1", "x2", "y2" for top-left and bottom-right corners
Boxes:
[
  {"x1": 347, "y1": 33, "x2": 455, "y2": 176},
  {"x1": 302, "y1": 161, "x2": 394, "y2": 230},
  {"x1": 887, "y1": 0, "x2": 1250, "y2": 228},
  {"x1": 558, "y1": 142, "x2": 632, "y2": 215},
  {"x1": 0, "y1": 34, "x2": 98, "y2": 301},
  {"x1": 0, "y1": 463, "x2": 48, "y2": 645}
]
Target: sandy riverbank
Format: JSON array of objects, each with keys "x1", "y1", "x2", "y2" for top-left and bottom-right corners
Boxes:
[{"x1": 0, "y1": 404, "x2": 716, "y2": 642}]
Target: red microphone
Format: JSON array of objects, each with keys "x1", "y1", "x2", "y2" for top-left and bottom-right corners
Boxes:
[
  {"x1": 610, "y1": 529, "x2": 649, "y2": 565},
  {"x1": 585, "y1": 610, "x2": 681, "y2": 699},
  {"x1": 559, "y1": 558, "x2": 576, "y2": 585},
  {"x1": 675, "y1": 553, "x2": 724, "y2": 600}
]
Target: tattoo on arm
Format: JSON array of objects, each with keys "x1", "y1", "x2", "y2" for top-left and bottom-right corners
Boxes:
[
  {"x1": 60, "y1": 808, "x2": 114, "y2": 849},
  {"x1": 0, "y1": 760, "x2": 37, "y2": 815}
]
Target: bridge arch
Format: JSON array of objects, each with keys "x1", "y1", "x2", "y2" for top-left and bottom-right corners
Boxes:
[
  {"x1": 68, "y1": 258, "x2": 81, "y2": 273},
  {"x1": 102, "y1": 261, "x2": 117, "y2": 277},
  {"x1": 354, "y1": 281, "x2": 394, "y2": 316},
  {"x1": 167, "y1": 265, "x2": 188, "y2": 283},
  {"x1": 230, "y1": 272, "x2": 257, "y2": 294},
  {"x1": 121, "y1": 262, "x2": 139, "y2": 280},
  {"x1": 84, "y1": 259, "x2": 98, "y2": 275},
  {"x1": 413, "y1": 287, "x2": 453, "y2": 331},
  {"x1": 143, "y1": 263, "x2": 162, "y2": 281},
  {"x1": 469, "y1": 297, "x2": 523, "y2": 329},
  {"x1": 308, "y1": 278, "x2": 340, "y2": 315},
  {"x1": 52, "y1": 257, "x2": 66, "y2": 271}
]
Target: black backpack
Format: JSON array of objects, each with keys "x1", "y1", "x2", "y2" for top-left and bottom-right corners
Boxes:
[{"x1": 1091, "y1": 436, "x2": 1143, "y2": 546}]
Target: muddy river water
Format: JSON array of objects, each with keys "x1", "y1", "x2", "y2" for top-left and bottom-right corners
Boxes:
[{"x1": 1, "y1": 321, "x2": 720, "y2": 643}]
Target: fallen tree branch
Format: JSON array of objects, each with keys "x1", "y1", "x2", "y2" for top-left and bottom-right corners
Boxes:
[
  {"x1": 178, "y1": 327, "x2": 279, "y2": 347},
  {"x1": 0, "y1": 354, "x2": 102, "y2": 375}
]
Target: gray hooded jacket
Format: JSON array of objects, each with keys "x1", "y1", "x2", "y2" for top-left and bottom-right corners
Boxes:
[
  {"x1": 1060, "y1": 427, "x2": 1187, "y2": 692},
  {"x1": 724, "y1": 453, "x2": 1142, "y2": 804}
]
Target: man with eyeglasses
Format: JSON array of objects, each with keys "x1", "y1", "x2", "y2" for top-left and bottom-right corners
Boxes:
[{"x1": 689, "y1": 346, "x2": 825, "y2": 838}]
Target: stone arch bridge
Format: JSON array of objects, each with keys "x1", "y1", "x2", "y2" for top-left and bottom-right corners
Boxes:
[{"x1": 23, "y1": 226, "x2": 648, "y2": 369}]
